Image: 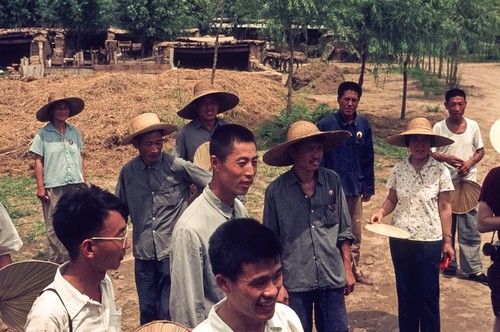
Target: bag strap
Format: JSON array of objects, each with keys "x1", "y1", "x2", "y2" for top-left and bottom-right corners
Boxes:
[{"x1": 42, "y1": 288, "x2": 73, "y2": 332}]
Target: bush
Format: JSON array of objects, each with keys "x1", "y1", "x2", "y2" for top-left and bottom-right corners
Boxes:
[{"x1": 257, "y1": 103, "x2": 337, "y2": 149}]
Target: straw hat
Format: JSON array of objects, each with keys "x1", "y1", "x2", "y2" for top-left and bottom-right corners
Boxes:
[
  {"x1": 177, "y1": 80, "x2": 239, "y2": 120},
  {"x1": 193, "y1": 141, "x2": 212, "y2": 171},
  {"x1": 121, "y1": 113, "x2": 177, "y2": 145},
  {"x1": 36, "y1": 92, "x2": 85, "y2": 122},
  {"x1": 386, "y1": 117, "x2": 454, "y2": 147},
  {"x1": 135, "y1": 320, "x2": 190, "y2": 332},
  {"x1": 263, "y1": 121, "x2": 351, "y2": 167},
  {"x1": 0, "y1": 260, "x2": 59, "y2": 331},
  {"x1": 365, "y1": 223, "x2": 411, "y2": 239},
  {"x1": 490, "y1": 119, "x2": 500, "y2": 154},
  {"x1": 450, "y1": 178, "x2": 481, "y2": 214}
]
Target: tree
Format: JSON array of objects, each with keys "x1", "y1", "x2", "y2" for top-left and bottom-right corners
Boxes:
[{"x1": 0, "y1": 0, "x2": 41, "y2": 27}]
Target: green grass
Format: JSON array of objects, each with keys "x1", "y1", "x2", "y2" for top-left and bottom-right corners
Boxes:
[{"x1": 373, "y1": 137, "x2": 408, "y2": 160}]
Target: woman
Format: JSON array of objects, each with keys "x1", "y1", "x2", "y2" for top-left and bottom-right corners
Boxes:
[
  {"x1": 370, "y1": 117, "x2": 455, "y2": 331},
  {"x1": 29, "y1": 93, "x2": 86, "y2": 264}
]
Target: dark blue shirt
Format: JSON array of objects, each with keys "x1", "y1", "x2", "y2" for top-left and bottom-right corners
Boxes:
[{"x1": 317, "y1": 111, "x2": 374, "y2": 197}]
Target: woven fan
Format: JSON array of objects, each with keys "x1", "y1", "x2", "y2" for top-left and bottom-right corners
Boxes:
[
  {"x1": 450, "y1": 179, "x2": 481, "y2": 214},
  {"x1": 193, "y1": 141, "x2": 212, "y2": 171},
  {"x1": 490, "y1": 119, "x2": 500, "y2": 154},
  {"x1": 0, "y1": 260, "x2": 59, "y2": 332},
  {"x1": 135, "y1": 320, "x2": 190, "y2": 332}
]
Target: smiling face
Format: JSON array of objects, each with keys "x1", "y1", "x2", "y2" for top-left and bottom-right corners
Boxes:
[
  {"x1": 211, "y1": 141, "x2": 258, "y2": 206},
  {"x1": 196, "y1": 95, "x2": 219, "y2": 125},
  {"x1": 51, "y1": 101, "x2": 70, "y2": 124},
  {"x1": 408, "y1": 135, "x2": 432, "y2": 160},
  {"x1": 289, "y1": 137, "x2": 324, "y2": 174},
  {"x1": 337, "y1": 89, "x2": 360, "y2": 121},
  {"x1": 134, "y1": 130, "x2": 164, "y2": 166},
  {"x1": 221, "y1": 259, "x2": 283, "y2": 326}
]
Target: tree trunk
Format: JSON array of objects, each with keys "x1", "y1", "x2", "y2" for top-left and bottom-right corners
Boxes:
[
  {"x1": 400, "y1": 56, "x2": 409, "y2": 120},
  {"x1": 285, "y1": 23, "x2": 294, "y2": 117},
  {"x1": 358, "y1": 43, "x2": 367, "y2": 88},
  {"x1": 211, "y1": 2, "x2": 225, "y2": 84},
  {"x1": 438, "y1": 55, "x2": 443, "y2": 79}
]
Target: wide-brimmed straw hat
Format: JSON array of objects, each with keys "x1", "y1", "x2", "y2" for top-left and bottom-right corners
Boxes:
[
  {"x1": 386, "y1": 117, "x2": 454, "y2": 147},
  {"x1": 490, "y1": 119, "x2": 500, "y2": 154},
  {"x1": 263, "y1": 121, "x2": 351, "y2": 167},
  {"x1": 450, "y1": 178, "x2": 481, "y2": 214},
  {"x1": 121, "y1": 113, "x2": 177, "y2": 145},
  {"x1": 365, "y1": 223, "x2": 411, "y2": 239},
  {"x1": 36, "y1": 92, "x2": 85, "y2": 122},
  {"x1": 177, "y1": 80, "x2": 239, "y2": 120},
  {"x1": 0, "y1": 260, "x2": 59, "y2": 331}
]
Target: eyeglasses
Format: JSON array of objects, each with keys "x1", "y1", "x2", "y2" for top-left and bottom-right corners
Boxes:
[{"x1": 90, "y1": 225, "x2": 129, "y2": 249}]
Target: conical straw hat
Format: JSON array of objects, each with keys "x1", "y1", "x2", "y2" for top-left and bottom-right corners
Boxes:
[
  {"x1": 386, "y1": 117, "x2": 454, "y2": 147},
  {"x1": 490, "y1": 119, "x2": 500, "y2": 154},
  {"x1": 0, "y1": 260, "x2": 59, "y2": 331},
  {"x1": 450, "y1": 179, "x2": 481, "y2": 214},
  {"x1": 193, "y1": 142, "x2": 212, "y2": 171},
  {"x1": 135, "y1": 320, "x2": 190, "y2": 332},
  {"x1": 263, "y1": 121, "x2": 351, "y2": 167}
]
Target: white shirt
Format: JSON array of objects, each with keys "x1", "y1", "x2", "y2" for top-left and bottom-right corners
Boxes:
[
  {"x1": 0, "y1": 202, "x2": 22, "y2": 256},
  {"x1": 193, "y1": 298, "x2": 304, "y2": 332},
  {"x1": 25, "y1": 262, "x2": 122, "y2": 331},
  {"x1": 433, "y1": 117, "x2": 484, "y2": 182}
]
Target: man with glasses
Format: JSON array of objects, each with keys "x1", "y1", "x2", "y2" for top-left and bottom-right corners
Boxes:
[
  {"x1": 317, "y1": 81, "x2": 375, "y2": 286},
  {"x1": 116, "y1": 113, "x2": 211, "y2": 325},
  {"x1": 25, "y1": 185, "x2": 129, "y2": 331}
]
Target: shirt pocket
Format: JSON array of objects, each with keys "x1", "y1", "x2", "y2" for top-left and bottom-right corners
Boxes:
[
  {"x1": 319, "y1": 204, "x2": 339, "y2": 227},
  {"x1": 156, "y1": 184, "x2": 185, "y2": 207},
  {"x1": 420, "y1": 181, "x2": 440, "y2": 201}
]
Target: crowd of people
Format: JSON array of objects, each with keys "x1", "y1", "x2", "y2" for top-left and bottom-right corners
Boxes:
[{"x1": 1, "y1": 79, "x2": 498, "y2": 332}]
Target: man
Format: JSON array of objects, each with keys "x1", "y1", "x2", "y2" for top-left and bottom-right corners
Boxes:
[
  {"x1": 317, "y1": 81, "x2": 375, "y2": 285},
  {"x1": 0, "y1": 202, "x2": 23, "y2": 269},
  {"x1": 174, "y1": 80, "x2": 239, "y2": 162},
  {"x1": 115, "y1": 113, "x2": 211, "y2": 325},
  {"x1": 193, "y1": 218, "x2": 303, "y2": 332},
  {"x1": 478, "y1": 119, "x2": 500, "y2": 332},
  {"x1": 432, "y1": 88, "x2": 487, "y2": 284},
  {"x1": 263, "y1": 121, "x2": 354, "y2": 332},
  {"x1": 25, "y1": 185, "x2": 128, "y2": 331},
  {"x1": 170, "y1": 124, "x2": 258, "y2": 328}
]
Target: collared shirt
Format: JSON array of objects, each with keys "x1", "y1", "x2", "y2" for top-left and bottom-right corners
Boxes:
[
  {"x1": 387, "y1": 157, "x2": 454, "y2": 241},
  {"x1": 433, "y1": 117, "x2": 484, "y2": 182},
  {"x1": 115, "y1": 152, "x2": 211, "y2": 260},
  {"x1": 170, "y1": 186, "x2": 247, "y2": 328},
  {"x1": 25, "y1": 262, "x2": 122, "y2": 332},
  {"x1": 263, "y1": 168, "x2": 354, "y2": 292},
  {"x1": 0, "y1": 202, "x2": 22, "y2": 256},
  {"x1": 317, "y1": 111, "x2": 375, "y2": 197},
  {"x1": 29, "y1": 122, "x2": 84, "y2": 188},
  {"x1": 173, "y1": 118, "x2": 229, "y2": 161},
  {"x1": 193, "y1": 298, "x2": 304, "y2": 332}
]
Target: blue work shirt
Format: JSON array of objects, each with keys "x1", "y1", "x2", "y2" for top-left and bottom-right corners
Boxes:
[
  {"x1": 317, "y1": 111, "x2": 374, "y2": 197},
  {"x1": 263, "y1": 167, "x2": 354, "y2": 292},
  {"x1": 29, "y1": 122, "x2": 84, "y2": 188}
]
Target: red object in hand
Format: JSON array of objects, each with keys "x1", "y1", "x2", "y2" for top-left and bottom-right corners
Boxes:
[{"x1": 439, "y1": 256, "x2": 450, "y2": 269}]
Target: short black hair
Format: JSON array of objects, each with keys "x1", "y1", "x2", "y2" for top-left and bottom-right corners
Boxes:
[
  {"x1": 338, "y1": 81, "x2": 362, "y2": 99},
  {"x1": 209, "y1": 218, "x2": 281, "y2": 281},
  {"x1": 53, "y1": 185, "x2": 129, "y2": 260},
  {"x1": 445, "y1": 88, "x2": 466, "y2": 103},
  {"x1": 209, "y1": 124, "x2": 256, "y2": 162}
]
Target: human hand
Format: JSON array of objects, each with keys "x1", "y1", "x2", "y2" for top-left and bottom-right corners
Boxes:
[
  {"x1": 361, "y1": 195, "x2": 371, "y2": 202},
  {"x1": 369, "y1": 211, "x2": 383, "y2": 224},
  {"x1": 446, "y1": 155, "x2": 464, "y2": 168},
  {"x1": 36, "y1": 188, "x2": 49, "y2": 204},
  {"x1": 457, "y1": 159, "x2": 473, "y2": 177},
  {"x1": 442, "y1": 242, "x2": 456, "y2": 262},
  {"x1": 344, "y1": 270, "x2": 356, "y2": 295}
]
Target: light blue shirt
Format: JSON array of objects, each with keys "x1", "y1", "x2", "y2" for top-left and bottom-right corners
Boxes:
[{"x1": 29, "y1": 123, "x2": 84, "y2": 188}]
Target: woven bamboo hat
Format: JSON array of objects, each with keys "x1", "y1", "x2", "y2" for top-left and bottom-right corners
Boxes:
[
  {"x1": 177, "y1": 80, "x2": 239, "y2": 120},
  {"x1": 490, "y1": 119, "x2": 500, "y2": 154},
  {"x1": 36, "y1": 92, "x2": 85, "y2": 122},
  {"x1": 121, "y1": 113, "x2": 177, "y2": 145},
  {"x1": 193, "y1": 141, "x2": 212, "y2": 171},
  {"x1": 386, "y1": 117, "x2": 454, "y2": 147},
  {"x1": 263, "y1": 121, "x2": 351, "y2": 167},
  {"x1": 135, "y1": 320, "x2": 190, "y2": 332},
  {"x1": 450, "y1": 178, "x2": 481, "y2": 214},
  {"x1": 0, "y1": 260, "x2": 59, "y2": 331}
]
